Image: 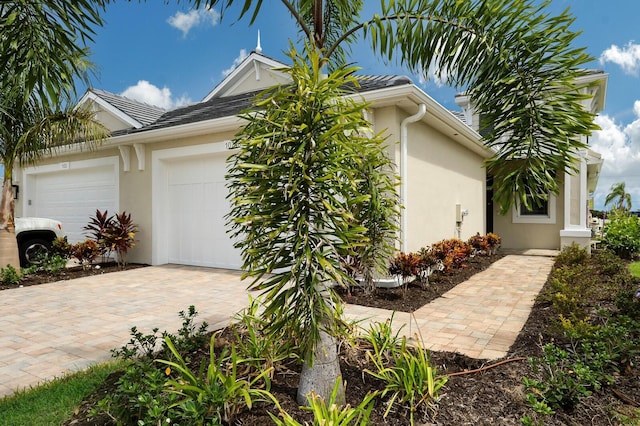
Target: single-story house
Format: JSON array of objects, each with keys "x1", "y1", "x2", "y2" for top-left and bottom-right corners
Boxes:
[{"x1": 14, "y1": 52, "x2": 607, "y2": 268}]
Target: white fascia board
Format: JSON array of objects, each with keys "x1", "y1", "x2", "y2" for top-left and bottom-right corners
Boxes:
[
  {"x1": 347, "y1": 85, "x2": 494, "y2": 158},
  {"x1": 575, "y1": 72, "x2": 608, "y2": 113},
  {"x1": 52, "y1": 115, "x2": 245, "y2": 156},
  {"x1": 203, "y1": 53, "x2": 288, "y2": 101},
  {"x1": 77, "y1": 90, "x2": 143, "y2": 129}
]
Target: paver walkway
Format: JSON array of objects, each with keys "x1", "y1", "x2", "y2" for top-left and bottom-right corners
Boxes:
[{"x1": 0, "y1": 253, "x2": 555, "y2": 398}]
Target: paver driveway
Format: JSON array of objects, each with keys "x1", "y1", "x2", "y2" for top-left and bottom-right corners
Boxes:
[{"x1": 0, "y1": 253, "x2": 555, "y2": 398}]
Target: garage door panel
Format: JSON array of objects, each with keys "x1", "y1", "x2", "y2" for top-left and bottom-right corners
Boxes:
[
  {"x1": 165, "y1": 154, "x2": 241, "y2": 269},
  {"x1": 26, "y1": 165, "x2": 117, "y2": 244}
]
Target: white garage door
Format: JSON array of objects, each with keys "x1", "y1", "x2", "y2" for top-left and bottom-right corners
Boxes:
[
  {"x1": 24, "y1": 162, "x2": 117, "y2": 244},
  {"x1": 164, "y1": 153, "x2": 241, "y2": 269}
]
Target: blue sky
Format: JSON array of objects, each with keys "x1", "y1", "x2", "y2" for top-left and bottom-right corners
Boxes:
[{"x1": 83, "y1": 0, "x2": 640, "y2": 210}]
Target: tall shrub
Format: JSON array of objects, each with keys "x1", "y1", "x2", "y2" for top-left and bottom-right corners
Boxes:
[{"x1": 602, "y1": 210, "x2": 640, "y2": 259}]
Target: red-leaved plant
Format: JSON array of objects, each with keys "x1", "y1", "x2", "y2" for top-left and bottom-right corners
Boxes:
[{"x1": 84, "y1": 210, "x2": 138, "y2": 268}]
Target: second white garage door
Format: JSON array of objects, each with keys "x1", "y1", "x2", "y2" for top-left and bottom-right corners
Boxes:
[
  {"x1": 23, "y1": 158, "x2": 118, "y2": 244},
  {"x1": 162, "y1": 151, "x2": 241, "y2": 269}
]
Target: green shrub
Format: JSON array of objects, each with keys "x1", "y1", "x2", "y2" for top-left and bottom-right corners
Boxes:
[
  {"x1": 602, "y1": 210, "x2": 640, "y2": 259},
  {"x1": 50, "y1": 237, "x2": 72, "y2": 259},
  {"x1": 0, "y1": 264, "x2": 21, "y2": 285},
  {"x1": 592, "y1": 249, "x2": 626, "y2": 277},
  {"x1": 524, "y1": 344, "x2": 599, "y2": 410},
  {"x1": 23, "y1": 254, "x2": 67, "y2": 275},
  {"x1": 100, "y1": 307, "x2": 214, "y2": 424},
  {"x1": 554, "y1": 244, "x2": 589, "y2": 268},
  {"x1": 540, "y1": 264, "x2": 597, "y2": 320}
]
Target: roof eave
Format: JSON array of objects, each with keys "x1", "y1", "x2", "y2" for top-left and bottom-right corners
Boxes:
[{"x1": 78, "y1": 90, "x2": 144, "y2": 129}]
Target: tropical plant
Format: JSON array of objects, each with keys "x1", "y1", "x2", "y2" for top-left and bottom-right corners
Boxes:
[
  {"x1": 605, "y1": 182, "x2": 633, "y2": 211},
  {"x1": 349, "y1": 143, "x2": 399, "y2": 294},
  {"x1": 388, "y1": 252, "x2": 422, "y2": 293},
  {"x1": 227, "y1": 44, "x2": 394, "y2": 403},
  {"x1": 0, "y1": 1, "x2": 111, "y2": 269},
  {"x1": 84, "y1": 210, "x2": 138, "y2": 267},
  {"x1": 50, "y1": 237, "x2": 72, "y2": 259},
  {"x1": 84, "y1": 209, "x2": 115, "y2": 258},
  {"x1": 365, "y1": 336, "x2": 447, "y2": 425},
  {"x1": 271, "y1": 379, "x2": 376, "y2": 426},
  {"x1": 70, "y1": 240, "x2": 102, "y2": 269},
  {"x1": 0, "y1": 1, "x2": 109, "y2": 106},
  {"x1": 232, "y1": 296, "x2": 299, "y2": 377},
  {"x1": 158, "y1": 335, "x2": 275, "y2": 425},
  {"x1": 212, "y1": 0, "x2": 598, "y2": 403},
  {"x1": 105, "y1": 211, "x2": 138, "y2": 268}
]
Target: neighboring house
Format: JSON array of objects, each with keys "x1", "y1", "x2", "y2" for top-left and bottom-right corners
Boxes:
[{"x1": 13, "y1": 52, "x2": 606, "y2": 268}]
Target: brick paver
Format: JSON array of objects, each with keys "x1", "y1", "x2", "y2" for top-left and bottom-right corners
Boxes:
[
  {"x1": 0, "y1": 253, "x2": 555, "y2": 398},
  {"x1": 344, "y1": 253, "x2": 556, "y2": 359}
]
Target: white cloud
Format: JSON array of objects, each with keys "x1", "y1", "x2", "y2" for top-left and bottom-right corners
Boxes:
[
  {"x1": 121, "y1": 80, "x2": 191, "y2": 110},
  {"x1": 222, "y1": 49, "x2": 249, "y2": 77},
  {"x1": 167, "y1": 7, "x2": 220, "y2": 37},
  {"x1": 589, "y1": 107, "x2": 640, "y2": 210},
  {"x1": 600, "y1": 42, "x2": 640, "y2": 76}
]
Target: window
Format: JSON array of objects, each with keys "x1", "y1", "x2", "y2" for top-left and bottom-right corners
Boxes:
[{"x1": 512, "y1": 194, "x2": 556, "y2": 224}]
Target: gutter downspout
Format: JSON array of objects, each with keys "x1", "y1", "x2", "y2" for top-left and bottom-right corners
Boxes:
[{"x1": 400, "y1": 104, "x2": 426, "y2": 253}]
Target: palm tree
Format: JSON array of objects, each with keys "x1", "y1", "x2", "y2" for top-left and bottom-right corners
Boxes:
[
  {"x1": 193, "y1": 0, "x2": 598, "y2": 212},
  {"x1": 0, "y1": 95, "x2": 109, "y2": 269},
  {"x1": 0, "y1": 1, "x2": 111, "y2": 268},
  {"x1": 0, "y1": 1, "x2": 109, "y2": 107},
  {"x1": 605, "y1": 182, "x2": 632, "y2": 212},
  {"x1": 205, "y1": 0, "x2": 601, "y2": 402}
]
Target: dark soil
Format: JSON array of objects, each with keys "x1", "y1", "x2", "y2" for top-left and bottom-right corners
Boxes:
[
  {"x1": 23, "y1": 254, "x2": 640, "y2": 425},
  {"x1": 0, "y1": 262, "x2": 147, "y2": 291},
  {"x1": 336, "y1": 253, "x2": 504, "y2": 312}
]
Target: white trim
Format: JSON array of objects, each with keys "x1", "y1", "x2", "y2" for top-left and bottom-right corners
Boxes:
[
  {"x1": 21, "y1": 156, "x2": 120, "y2": 214},
  {"x1": 202, "y1": 52, "x2": 287, "y2": 101},
  {"x1": 133, "y1": 143, "x2": 146, "y2": 171},
  {"x1": 77, "y1": 91, "x2": 143, "y2": 129},
  {"x1": 560, "y1": 229, "x2": 591, "y2": 238},
  {"x1": 151, "y1": 141, "x2": 233, "y2": 265},
  {"x1": 118, "y1": 145, "x2": 131, "y2": 172},
  {"x1": 512, "y1": 195, "x2": 557, "y2": 224}
]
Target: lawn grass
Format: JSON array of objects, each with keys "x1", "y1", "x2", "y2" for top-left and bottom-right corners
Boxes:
[
  {"x1": 0, "y1": 361, "x2": 122, "y2": 426},
  {"x1": 630, "y1": 262, "x2": 640, "y2": 278}
]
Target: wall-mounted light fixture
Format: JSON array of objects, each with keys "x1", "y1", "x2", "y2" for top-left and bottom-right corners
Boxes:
[{"x1": 12, "y1": 184, "x2": 19, "y2": 200}]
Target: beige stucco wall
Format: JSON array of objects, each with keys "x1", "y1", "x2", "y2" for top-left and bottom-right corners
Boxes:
[
  {"x1": 18, "y1": 102, "x2": 488, "y2": 266},
  {"x1": 493, "y1": 177, "x2": 565, "y2": 250},
  {"x1": 374, "y1": 107, "x2": 486, "y2": 253},
  {"x1": 93, "y1": 108, "x2": 132, "y2": 131}
]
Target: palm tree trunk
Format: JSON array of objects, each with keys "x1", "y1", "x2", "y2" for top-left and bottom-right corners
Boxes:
[
  {"x1": 297, "y1": 327, "x2": 344, "y2": 405},
  {"x1": 0, "y1": 179, "x2": 20, "y2": 270}
]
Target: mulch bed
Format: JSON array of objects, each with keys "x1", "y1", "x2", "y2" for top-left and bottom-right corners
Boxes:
[
  {"x1": 0, "y1": 262, "x2": 148, "y2": 291},
  {"x1": 335, "y1": 253, "x2": 504, "y2": 312}
]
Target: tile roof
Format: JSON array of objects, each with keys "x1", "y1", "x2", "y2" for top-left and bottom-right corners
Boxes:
[
  {"x1": 120, "y1": 74, "x2": 414, "y2": 135},
  {"x1": 90, "y1": 89, "x2": 166, "y2": 126}
]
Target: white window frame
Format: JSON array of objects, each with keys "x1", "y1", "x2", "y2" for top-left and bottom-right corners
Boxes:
[{"x1": 512, "y1": 194, "x2": 556, "y2": 224}]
